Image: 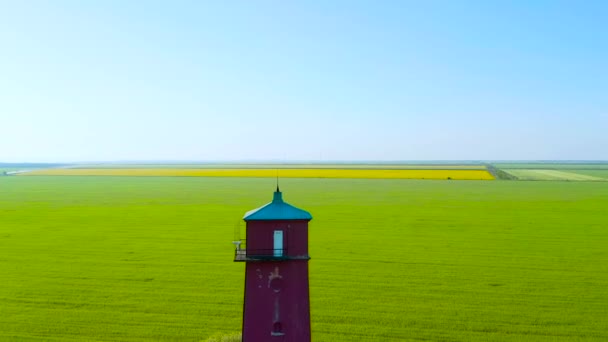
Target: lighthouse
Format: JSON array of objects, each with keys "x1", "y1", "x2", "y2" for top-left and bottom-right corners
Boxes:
[{"x1": 234, "y1": 188, "x2": 313, "y2": 342}]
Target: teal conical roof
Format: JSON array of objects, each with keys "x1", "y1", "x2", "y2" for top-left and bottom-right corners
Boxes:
[{"x1": 243, "y1": 189, "x2": 312, "y2": 221}]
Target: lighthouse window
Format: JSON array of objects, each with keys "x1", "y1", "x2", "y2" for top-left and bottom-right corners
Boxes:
[{"x1": 273, "y1": 230, "x2": 284, "y2": 257}]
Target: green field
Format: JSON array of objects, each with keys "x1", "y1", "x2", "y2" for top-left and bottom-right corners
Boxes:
[
  {"x1": 503, "y1": 169, "x2": 608, "y2": 181},
  {"x1": 494, "y1": 163, "x2": 608, "y2": 170},
  {"x1": 492, "y1": 163, "x2": 608, "y2": 181},
  {"x1": 1, "y1": 176, "x2": 608, "y2": 341},
  {"x1": 1, "y1": 168, "x2": 20, "y2": 173},
  {"x1": 563, "y1": 170, "x2": 608, "y2": 179}
]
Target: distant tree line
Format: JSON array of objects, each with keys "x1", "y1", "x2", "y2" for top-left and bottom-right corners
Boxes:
[{"x1": 486, "y1": 164, "x2": 518, "y2": 180}]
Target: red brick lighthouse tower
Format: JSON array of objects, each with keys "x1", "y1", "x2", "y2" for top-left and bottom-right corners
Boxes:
[{"x1": 234, "y1": 188, "x2": 313, "y2": 342}]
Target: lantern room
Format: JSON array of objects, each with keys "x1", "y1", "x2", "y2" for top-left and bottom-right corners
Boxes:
[{"x1": 234, "y1": 188, "x2": 312, "y2": 261}]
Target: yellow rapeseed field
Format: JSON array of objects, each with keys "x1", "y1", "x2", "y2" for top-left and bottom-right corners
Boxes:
[{"x1": 22, "y1": 168, "x2": 494, "y2": 180}]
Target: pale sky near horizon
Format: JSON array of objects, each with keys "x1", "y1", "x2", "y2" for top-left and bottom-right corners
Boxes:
[{"x1": 1, "y1": 1, "x2": 607, "y2": 162}]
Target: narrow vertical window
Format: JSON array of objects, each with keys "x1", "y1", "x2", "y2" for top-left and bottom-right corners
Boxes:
[
  {"x1": 271, "y1": 322, "x2": 283, "y2": 336},
  {"x1": 273, "y1": 230, "x2": 283, "y2": 257}
]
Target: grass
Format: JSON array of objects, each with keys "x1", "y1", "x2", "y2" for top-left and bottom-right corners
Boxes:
[
  {"x1": 1, "y1": 176, "x2": 607, "y2": 341},
  {"x1": 563, "y1": 170, "x2": 608, "y2": 179},
  {"x1": 503, "y1": 169, "x2": 607, "y2": 181},
  {"x1": 203, "y1": 333, "x2": 241, "y2": 342},
  {"x1": 22, "y1": 168, "x2": 494, "y2": 180},
  {"x1": 494, "y1": 163, "x2": 608, "y2": 170},
  {"x1": 1, "y1": 168, "x2": 20, "y2": 173}
]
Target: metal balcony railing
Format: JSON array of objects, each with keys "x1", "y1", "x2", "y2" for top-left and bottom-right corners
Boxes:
[
  {"x1": 234, "y1": 248, "x2": 289, "y2": 261},
  {"x1": 232, "y1": 240, "x2": 310, "y2": 262}
]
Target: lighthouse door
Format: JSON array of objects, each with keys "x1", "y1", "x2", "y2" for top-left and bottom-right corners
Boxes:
[{"x1": 273, "y1": 230, "x2": 283, "y2": 257}]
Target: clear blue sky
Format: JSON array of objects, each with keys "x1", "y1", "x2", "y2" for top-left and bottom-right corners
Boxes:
[{"x1": 1, "y1": 1, "x2": 606, "y2": 162}]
